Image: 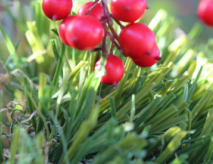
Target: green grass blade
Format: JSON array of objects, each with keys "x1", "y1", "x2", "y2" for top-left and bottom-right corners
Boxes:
[
  {"x1": 154, "y1": 131, "x2": 187, "y2": 163},
  {"x1": 7, "y1": 127, "x2": 21, "y2": 164},
  {"x1": 109, "y1": 97, "x2": 117, "y2": 122},
  {"x1": 0, "y1": 23, "x2": 19, "y2": 67}
]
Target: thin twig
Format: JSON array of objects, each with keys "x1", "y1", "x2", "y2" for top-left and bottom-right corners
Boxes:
[
  {"x1": 109, "y1": 41, "x2": 113, "y2": 54},
  {"x1": 106, "y1": 32, "x2": 125, "y2": 56},
  {"x1": 107, "y1": 24, "x2": 119, "y2": 41},
  {"x1": 101, "y1": 0, "x2": 107, "y2": 56},
  {"x1": 84, "y1": 0, "x2": 125, "y2": 57},
  {"x1": 110, "y1": 14, "x2": 124, "y2": 29},
  {"x1": 85, "y1": 0, "x2": 100, "y2": 15}
]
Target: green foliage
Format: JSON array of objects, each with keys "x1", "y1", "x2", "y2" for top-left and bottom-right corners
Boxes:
[{"x1": 1, "y1": 1, "x2": 213, "y2": 164}]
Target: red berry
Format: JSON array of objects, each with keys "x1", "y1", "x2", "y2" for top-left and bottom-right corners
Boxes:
[
  {"x1": 111, "y1": 0, "x2": 147, "y2": 23},
  {"x1": 197, "y1": 0, "x2": 213, "y2": 27},
  {"x1": 77, "y1": 2, "x2": 103, "y2": 20},
  {"x1": 132, "y1": 46, "x2": 161, "y2": 67},
  {"x1": 59, "y1": 16, "x2": 76, "y2": 45},
  {"x1": 119, "y1": 23, "x2": 156, "y2": 59},
  {"x1": 42, "y1": 0, "x2": 73, "y2": 21},
  {"x1": 65, "y1": 16, "x2": 104, "y2": 50},
  {"x1": 94, "y1": 54, "x2": 125, "y2": 85}
]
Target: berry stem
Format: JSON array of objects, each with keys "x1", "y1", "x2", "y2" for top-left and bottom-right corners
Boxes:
[
  {"x1": 86, "y1": 0, "x2": 126, "y2": 57},
  {"x1": 110, "y1": 14, "x2": 124, "y2": 29},
  {"x1": 109, "y1": 41, "x2": 113, "y2": 54},
  {"x1": 101, "y1": 0, "x2": 107, "y2": 56},
  {"x1": 100, "y1": 0, "x2": 120, "y2": 41},
  {"x1": 106, "y1": 32, "x2": 124, "y2": 55},
  {"x1": 107, "y1": 24, "x2": 119, "y2": 41},
  {"x1": 104, "y1": 4, "x2": 114, "y2": 26},
  {"x1": 85, "y1": 0, "x2": 100, "y2": 15},
  {"x1": 155, "y1": 56, "x2": 162, "y2": 61}
]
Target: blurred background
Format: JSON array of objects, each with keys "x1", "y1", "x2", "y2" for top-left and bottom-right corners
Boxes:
[
  {"x1": 0, "y1": 0, "x2": 213, "y2": 63},
  {"x1": 148, "y1": 0, "x2": 213, "y2": 40}
]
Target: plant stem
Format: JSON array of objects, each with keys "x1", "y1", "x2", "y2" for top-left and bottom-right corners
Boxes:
[
  {"x1": 101, "y1": 0, "x2": 107, "y2": 57},
  {"x1": 109, "y1": 41, "x2": 113, "y2": 54},
  {"x1": 85, "y1": 0, "x2": 126, "y2": 57},
  {"x1": 106, "y1": 32, "x2": 124, "y2": 55},
  {"x1": 110, "y1": 14, "x2": 124, "y2": 29},
  {"x1": 85, "y1": 0, "x2": 100, "y2": 15},
  {"x1": 107, "y1": 22, "x2": 119, "y2": 41}
]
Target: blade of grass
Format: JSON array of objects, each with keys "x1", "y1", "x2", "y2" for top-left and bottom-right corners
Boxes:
[
  {"x1": 62, "y1": 104, "x2": 99, "y2": 163},
  {"x1": 109, "y1": 97, "x2": 117, "y2": 123},
  {"x1": 198, "y1": 109, "x2": 213, "y2": 137},
  {"x1": 7, "y1": 127, "x2": 21, "y2": 164},
  {"x1": 191, "y1": 89, "x2": 213, "y2": 120},
  {"x1": 22, "y1": 78, "x2": 37, "y2": 131},
  {"x1": 150, "y1": 114, "x2": 188, "y2": 133},
  {"x1": 154, "y1": 131, "x2": 187, "y2": 163},
  {"x1": 147, "y1": 127, "x2": 181, "y2": 152},
  {"x1": 129, "y1": 94, "x2": 136, "y2": 123},
  {"x1": 134, "y1": 97, "x2": 162, "y2": 130},
  {"x1": 114, "y1": 57, "x2": 133, "y2": 105},
  {"x1": 0, "y1": 23, "x2": 19, "y2": 68},
  {"x1": 203, "y1": 136, "x2": 213, "y2": 162},
  {"x1": 116, "y1": 82, "x2": 157, "y2": 120}
]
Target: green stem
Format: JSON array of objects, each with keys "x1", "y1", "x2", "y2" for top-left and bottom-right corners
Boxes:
[{"x1": 22, "y1": 78, "x2": 37, "y2": 131}]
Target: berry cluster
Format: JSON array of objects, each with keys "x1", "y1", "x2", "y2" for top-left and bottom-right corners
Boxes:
[{"x1": 42, "y1": 0, "x2": 161, "y2": 85}]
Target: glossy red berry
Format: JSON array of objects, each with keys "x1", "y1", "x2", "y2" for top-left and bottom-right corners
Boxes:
[
  {"x1": 111, "y1": 0, "x2": 147, "y2": 23},
  {"x1": 132, "y1": 46, "x2": 161, "y2": 67},
  {"x1": 94, "y1": 54, "x2": 125, "y2": 85},
  {"x1": 59, "y1": 16, "x2": 76, "y2": 45},
  {"x1": 77, "y1": 2, "x2": 103, "y2": 20},
  {"x1": 119, "y1": 23, "x2": 156, "y2": 60},
  {"x1": 65, "y1": 16, "x2": 104, "y2": 50},
  {"x1": 197, "y1": 0, "x2": 213, "y2": 27},
  {"x1": 42, "y1": 0, "x2": 73, "y2": 21}
]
